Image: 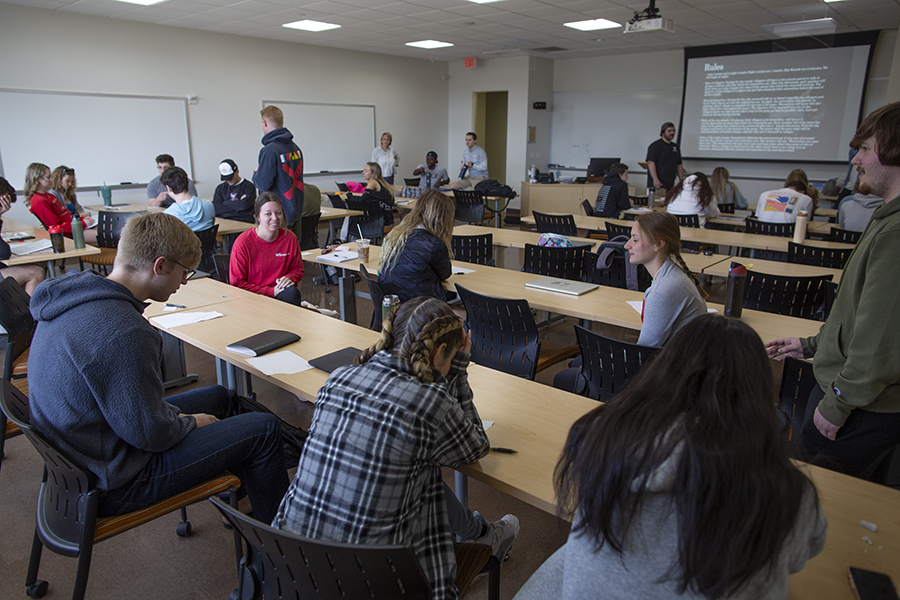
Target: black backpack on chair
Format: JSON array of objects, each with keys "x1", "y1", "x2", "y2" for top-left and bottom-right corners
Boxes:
[{"x1": 474, "y1": 179, "x2": 516, "y2": 198}]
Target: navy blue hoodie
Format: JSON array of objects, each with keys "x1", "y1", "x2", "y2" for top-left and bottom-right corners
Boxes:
[
  {"x1": 253, "y1": 127, "x2": 305, "y2": 223},
  {"x1": 28, "y1": 271, "x2": 194, "y2": 491}
]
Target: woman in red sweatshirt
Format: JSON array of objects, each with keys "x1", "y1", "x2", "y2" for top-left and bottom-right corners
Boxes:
[{"x1": 25, "y1": 162, "x2": 96, "y2": 244}]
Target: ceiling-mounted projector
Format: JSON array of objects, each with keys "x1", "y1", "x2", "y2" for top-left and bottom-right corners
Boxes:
[{"x1": 624, "y1": 0, "x2": 675, "y2": 34}]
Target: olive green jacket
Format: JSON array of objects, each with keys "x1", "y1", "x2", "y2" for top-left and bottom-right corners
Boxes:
[{"x1": 800, "y1": 195, "x2": 900, "y2": 426}]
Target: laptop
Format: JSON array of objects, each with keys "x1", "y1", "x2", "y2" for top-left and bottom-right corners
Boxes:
[{"x1": 525, "y1": 277, "x2": 599, "y2": 296}]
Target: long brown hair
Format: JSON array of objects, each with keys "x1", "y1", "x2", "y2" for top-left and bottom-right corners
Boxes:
[
  {"x1": 634, "y1": 212, "x2": 707, "y2": 299},
  {"x1": 356, "y1": 296, "x2": 463, "y2": 384},
  {"x1": 379, "y1": 189, "x2": 454, "y2": 274},
  {"x1": 365, "y1": 162, "x2": 394, "y2": 200},
  {"x1": 665, "y1": 172, "x2": 713, "y2": 208},
  {"x1": 51, "y1": 165, "x2": 77, "y2": 206},
  {"x1": 785, "y1": 168, "x2": 818, "y2": 209},
  {"x1": 555, "y1": 315, "x2": 816, "y2": 599},
  {"x1": 710, "y1": 167, "x2": 736, "y2": 204},
  {"x1": 23, "y1": 162, "x2": 50, "y2": 208}
]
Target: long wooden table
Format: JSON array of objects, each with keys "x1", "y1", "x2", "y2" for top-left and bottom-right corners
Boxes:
[
  {"x1": 2, "y1": 217, "x2": 101, "y2": 276},
  {"x1": 147, "y1": 277, "x2": 900, "y2": 598}
]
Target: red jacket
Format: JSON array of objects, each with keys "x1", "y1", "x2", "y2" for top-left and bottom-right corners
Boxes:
[
  {"x1": 29, "y1": 192, "x2": 84, "y2": 235},
  {"x1": 229, "y1": 227, "x2": 304, "y2": 297}
]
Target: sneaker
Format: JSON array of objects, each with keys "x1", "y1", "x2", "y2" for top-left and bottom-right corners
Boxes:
[{"x1": 472, "y1": 511, "x2": 520, "y2": 561}]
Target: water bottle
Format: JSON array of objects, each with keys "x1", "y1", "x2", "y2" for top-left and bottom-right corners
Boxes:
[
  {"x1": 382, "y1": 295, "x2": 400, "y2": 322},
  {"x1": 426, "y1": 173, "x2": 432, "y2": 189},
  {"x1": 71, "y1": 214, "x2": 85, "y2": 249}
]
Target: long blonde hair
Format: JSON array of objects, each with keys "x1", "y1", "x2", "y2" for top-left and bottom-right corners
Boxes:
[
  {"x1": 379, "y1": 189, "x2": 454, "y2": 274},
  {"x1": 634, "y1": 212, "x2": 708, "y2": 299},
  {"x1": 710, "y1": 167, "x2": 737, "y2": 204},
  {"x1": 355, "y1": 297, "x2": 464, "y2": 384},
  {"x1": 23, "y1": 162, "x2": 50, "y2": 208},
  {"x1": 365, "y1": 162, "x2": 394, "y2": 200}
]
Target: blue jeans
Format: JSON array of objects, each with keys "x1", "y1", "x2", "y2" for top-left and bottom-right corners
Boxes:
[{"x1": 99, "y1": 386, "x2": 290, "y2": 524}]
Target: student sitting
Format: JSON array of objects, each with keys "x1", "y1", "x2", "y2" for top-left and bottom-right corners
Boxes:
[
  {"x1": 28, "y1": 212, "x2": 289, "y2": 523},
  {"x1": 838, "y1": 192, "x2": 883, "y2": 232},
  {"x1": 50, "y1": 165, "x2": 94, "y2": 222},
  {"x1": 414, "y1": 151, "x2": 450, "y2": 189},
  {"x1": 665, "y1": 172, "x2": 720, "y2": 227},
  {"x1": 213, "y1": 159, "x2": 257, "y2": 223},
  {"x1": 785, "y1": 168, "x2": 819, "y2": 212},
  {"x1": 756, "y1": 180, "x2": 813, "y2": 224},
  {"x1": 25, "y1": 162, "x2": 97, "y2": 244},
  {"x1": 0, "y1": 176, "x2": 46, "y2": 294},
  {"x1": 360, "y1": 161, "x2": 395, "y2": 227},
  {"x1": 594, "y1": 162, "x2": 632, "y2": 219},
  {"x1": 710, "y1": 166, "x2": 748, "y2": 210},
  {"x1": 229, "y1": 193, "x2": 303, "y2": 306},
  {"x1": 273, "y1": 297, "x2": 519, "y2": 600},
  {"x1": 160, "y1": 166, "x2": 215, "y2": 232},
  {"x1": 553, "y1": 212, "x2": 707, "y2": 393},
  {"x1": 378, "y1": 189, "x2": 453, "y2": 303},
  {"x1": 517, "y1": 315, "x2": 827, "y2": 600}
]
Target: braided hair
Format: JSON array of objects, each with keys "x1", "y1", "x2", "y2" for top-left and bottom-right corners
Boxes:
[
  {"x1": 634, "y1": 212, "x2": 709, "y2": 299},
  {"x1": 355, "y1": 297, "x2": 464, "y2": 383}
]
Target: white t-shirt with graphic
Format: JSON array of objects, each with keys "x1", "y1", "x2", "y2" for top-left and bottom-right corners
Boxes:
[{"x1": 755, "y1": 188, "x2": 813, "y2": 223}]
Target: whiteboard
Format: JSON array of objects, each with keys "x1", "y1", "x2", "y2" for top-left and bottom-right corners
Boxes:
[
  {"x1": 263, "y1": 100, "x2": 375, "y2": 174},
  {"x1": 0, "y1": 88, "x2": 191, "y2": 189},
  {"x1": 549, "y1": 87, "x2": 682, "y2": 172}
]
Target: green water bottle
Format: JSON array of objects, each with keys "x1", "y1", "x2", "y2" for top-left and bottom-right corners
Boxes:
[{"x1": 71, "y1": 214, "x2": 85, "y2": 249}]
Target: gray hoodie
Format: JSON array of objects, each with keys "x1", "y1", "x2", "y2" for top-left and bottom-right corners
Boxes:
[{"x1": 839, "y1": 193, "x2": 883, "y2": 232}]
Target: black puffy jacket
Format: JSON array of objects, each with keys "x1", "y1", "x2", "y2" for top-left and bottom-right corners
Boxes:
[{"x1": 379, "y1": 229, "x2": 451, "y2": 303}]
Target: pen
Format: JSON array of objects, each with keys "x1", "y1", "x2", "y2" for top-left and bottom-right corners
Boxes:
[
  {"x1": 490, "y1": 447, "x2": 518, "y2": 454},
  {"x1": 166, "y1": 303, "x2": 186, "y2": 308}
]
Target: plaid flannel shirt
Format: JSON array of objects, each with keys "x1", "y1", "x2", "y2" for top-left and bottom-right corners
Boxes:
[{"x1": 273, "y1": 350, "x2": 489, "y2": 600}]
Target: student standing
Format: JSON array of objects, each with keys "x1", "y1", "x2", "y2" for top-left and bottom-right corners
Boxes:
[
  {"x1": 253, "y1": 105, "x2": 304, "y2": 243},
  {"x1": 371, "y1": 132, "x2": 399, "y2": 185},
  {"x1": 646, "y1": 121, "x2": 685, "y2": 193}
]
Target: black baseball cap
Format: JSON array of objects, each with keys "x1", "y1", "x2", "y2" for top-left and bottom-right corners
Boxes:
[{"x1": 218, "y1": 159, "x2": 238, "y2": 181}]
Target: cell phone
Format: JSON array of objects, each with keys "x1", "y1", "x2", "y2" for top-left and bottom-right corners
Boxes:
[{"x1": 849, "y1": 567, "x2": 899, "y2": 600}]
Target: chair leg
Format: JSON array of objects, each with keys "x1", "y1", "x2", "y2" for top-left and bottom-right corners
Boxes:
[
  {"x1": 177, "y1": 507, "x2": 192, "y2": 537},
  {"x1": 71, "y1": 537, "x2": 96, "y2": 600},
  {"x1": 485, "y1": 556, "x2": 501, "y2": 600},
  {"x1": 25, "y1": 529, "x2": 48, "y2": 598}
]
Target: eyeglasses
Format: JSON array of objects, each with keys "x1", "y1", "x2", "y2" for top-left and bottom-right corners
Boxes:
[{"x1": 172, "y1": 259, "x2": 196, "y2": 282}]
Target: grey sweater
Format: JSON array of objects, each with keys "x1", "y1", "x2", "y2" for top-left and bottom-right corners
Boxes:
[{"x1": 639, "y1": 259, "x2": 707, "y2": 347}]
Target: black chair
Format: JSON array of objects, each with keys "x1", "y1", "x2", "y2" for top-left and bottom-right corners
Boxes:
[
  {"x1": 328, "y1": 193, "x2": 348, "y2": 210},
  {"x1": 787, "y1": 241, "x2": 852, "y2": 269},
  {"x1": 718, "y1": 202, "x2": 735, "y2": 214},
  {"x1": 359, "y1": 264, "x2": 385, "y2": 332},
  {"x1": 452, "y1": 233, "x2": 495, "y2": 266},
  {"x1": 335, "y1": 182, "x2": 349, "y2": 192},
  {"x1": 0, "y1": 379, "x2": 242, "y2": 600},
  {"x1": 673, "y1": 213, "x2": 700, "y2": 228},
  {"x1": 522, "y1": 243, "x2": 585, "y2": 281},
  {"x1": 574, "y1": 325, "x2": 659, "y2": 402},
  {"x1": 345, "y1": 195, "x2": 385, "y2": 244},
  {"x1": 829, "y1": 227, "x2": 862, "y2": 244},
  {"x1": 605, "y1": 220, "x2": 632, "y2": 240},
  {"x1": 581, "y1": 199, "x2": 595, "y2": 217},
  {"x1": 213, "y1": 253, "x2": 230, "y2": 284},
  {"x1": 0, "y1": 277, "x2": 34, "y2": 475},
  {"x1": 583, "y1": 251, "x2": 651, "y2": 292},
  {"x1": 743, "y1": 271, "x2": 833, "y2": 320},
  {"x1": 533, "y1": 211, "x2": 578, "y2": 237},
  {"x1": 778, "y1": 357, "x2": 818, "y2": 452},
  {"x1": 194, "y1": 224, "x2": 220, "y2": 275},
  {"x1": 404, "y1": 177, "x2": 421, "y2": 187},
  {"x1": 211, "y1": 496, "x2": 501, "y2": 600},
  {"x1": 299, "y1": 212, "x2": 321, "y2": 251},
  {"x1": 745, "y1": 217, "x2": 795, "y2": 238},
  {"x1": 455, "y1": 284, "x2": 579, "y2": 380},
  {"x1": 631, "y1": 195, "x2": 648, "y2": 207},
  {"x1": 82, "y1": 211, "x2": 142, "y2": 274},
  {"x1": 822, "y1": 280, "x2": 838, "y2": 321},
  {"x1": 453, "y1": 190, "x2": 488, "y2": 225}
]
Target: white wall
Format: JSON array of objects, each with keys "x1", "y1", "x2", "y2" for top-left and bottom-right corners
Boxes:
[
  {"x1": 0, "y1": 3, "x2": 449, "y2": 224},
  {"x1": 527, "y1": 57, "x2": 554, "y2": 176}
]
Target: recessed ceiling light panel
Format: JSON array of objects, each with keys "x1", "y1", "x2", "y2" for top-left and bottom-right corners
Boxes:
[
  {"x1": 406, "y1": 40, "x2": 454, "y2": 49},
  {"x1": 564, "y1": 18, "x2": 621, "y2": 31},
  {"x1": 283, "y1": 19, "x2": 341, "y2": 32},
  {"x1": 112, "y1": 0, "x2": 168, "y2": 5}
]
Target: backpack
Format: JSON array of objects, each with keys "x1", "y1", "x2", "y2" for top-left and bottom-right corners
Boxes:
[
  {"x1": 538, "y1": 232, "x2": 573, "y2": 248},
  {"x1": 596, "y1": 235, "x2": 641, "y2": 291},
  {"x1": 474, "y1": 179, "x2": 517, "y2": 198}
]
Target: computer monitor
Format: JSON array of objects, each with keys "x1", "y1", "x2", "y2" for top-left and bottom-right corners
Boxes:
[{"x1": 587, "y1": 157, "x2": 621, "y2": 179}]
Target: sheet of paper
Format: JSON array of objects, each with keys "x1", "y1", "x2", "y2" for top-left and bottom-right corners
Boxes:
[
  {"x1": 10, "y1": 239, "x2": 53, "y2": 255},
  {"x1": 1, "y1": 231, "x2": 33, "y2": 241},
  {"x1": 627, "y1": 300, "x2": 643, "y2": 314},
  {"x1": 246, "y1": 351, "x2": 314, "y2": 376},
  {"x1": 318, "y1": 251, "x2": 358, "y2": 263},
  {"x1": 452, "y1": 266, "x2": 477, "y2": 275},
  {"x1": 482, "y1": 419, "x2": 493, "y2": 431},
  {"x1": 150, "y1": 311, "x2": 223, "y2": 329}
]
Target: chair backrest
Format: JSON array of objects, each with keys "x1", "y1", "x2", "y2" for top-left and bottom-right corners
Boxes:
[
  {"x1": 522, "y1": 243, "x2": 585, "y2": 281},
  {"x1": 574, "y1": 325, "x2": 659, "y2": 402},
  {"x1": 455, "y1": 284, "x2": 541, "y2": 380},
  {"x1": 822, "y1": 279, "x2": 838, "y2": 321},
  {"x1": 345, "y1": 196, "x2": 385, "y2": 243},
  {"x1": 404, "y1": 177, "x2": 421, "y2": 187},
  {"x1": 777, "y1": 357, "x2": 818, "y2": 451},
  {"x1": 210, "y1": 497, "x2": 431, "y2": 600},
  {"x1": 96, "y1": 211, "x2": 142, "y2": 249},
  {"x1": 533, "y1": 211, "x2": 578, "y2": 237},
  {"x1": 631, "y1": 195, "x2": 648, "y2": 207},
  {"x1": 582, "y1": 251, "x2": 651, "y2": 292},
  {"x1": 581, "y1": 199, "x2": 595, "y2": 217},
  {"x1": 1, "y1": 379, "x2": 100, "y2": 554},
  {"x1": 194, "y1": 224, "x2": 220, "y2": 274},
  {"x1": 745, "y1": 218, "x2": 795, "y2": 238},
  {"x1": 743, "y1": 271, "x2": 833, "y2": 320},
  {"x1": 359, "y1": 264, "x2": 385, "y2": 332},
  {"x1": 829, "y1": 227, "x2": 861, "y2": 244},
  {"x1": 718, "y1": 202, "x2": 735, "y2": 214},
  {"x1": 451, "y1": 234, "x2": 494, "y2": 266},
  {"x1": 213, "y1": 253, "x2": 230, "y2": 284},
  {"x1": 673, "y1": 213, "x2": 700, "y2": 228},
  {"x1": 328, "y1": 193, "x2": 348, "y2": 210},
  {"x1": 0, "y1": 277, "x2": 36, "y2": 381},
  {"x1": 335, "y1": 182, "x2": 349, "y2": 192},
  {"x1": 452, "y1": 190, "x2": 486, "y2": 224},
  {"x1": 605, "y1": 221, "x2": 632, "y2": 240},
  {"x1": 299, "y1": 212, "x2": 321, "y2": 250},
  {"x1": 787, "y1": 241, "x2": 852, "y2": 269}
]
